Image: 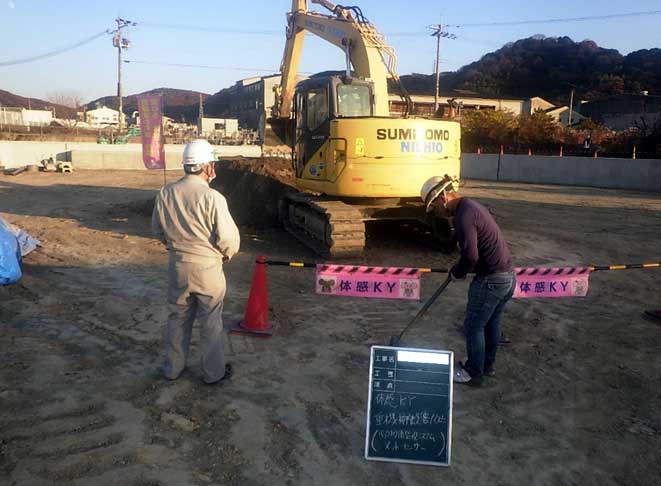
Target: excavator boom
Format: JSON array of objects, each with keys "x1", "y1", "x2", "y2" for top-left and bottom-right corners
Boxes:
[{"x1": 275, "y1": 0, "x2": 408, "y2": 119}]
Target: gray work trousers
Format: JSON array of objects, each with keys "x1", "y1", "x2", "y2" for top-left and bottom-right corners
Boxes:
[{"x1": 164, "y1": 258, "x2": 227, "y2": 383}]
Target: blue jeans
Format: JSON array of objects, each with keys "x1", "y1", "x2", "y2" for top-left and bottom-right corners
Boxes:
[{"x1": 463, "y1": 271, "x2": 516, "y2": 380}]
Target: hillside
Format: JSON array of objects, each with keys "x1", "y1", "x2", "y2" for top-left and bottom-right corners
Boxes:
[
  {"x1": 398, "y1": 36, "x2": 661, "y2": 104},
  {"x1": 5, "y1": 37, "x2": 659, "y2": 124},
  {"x1": 0, "y1": 89, "x2": 76, "y2": 118},
  {"x1": 85, "y1": 88, "x2": 210, "y2": 122}
]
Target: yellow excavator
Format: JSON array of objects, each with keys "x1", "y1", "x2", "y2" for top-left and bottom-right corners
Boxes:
[{"x1": 272, "y1": 0, "x2": 461, "y2": 257}]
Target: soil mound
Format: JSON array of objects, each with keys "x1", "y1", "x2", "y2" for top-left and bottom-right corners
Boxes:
[
  {"x1": 103, "y1": 158, "x2": 298, "y2": 228},
  {"x1": 213, "y1": 158, "x2": 298, "y2": 228}
]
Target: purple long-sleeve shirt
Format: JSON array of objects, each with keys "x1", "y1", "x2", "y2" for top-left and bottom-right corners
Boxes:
[{"x1": 451, "y1": 198, "x2": 512, "y2": 279}]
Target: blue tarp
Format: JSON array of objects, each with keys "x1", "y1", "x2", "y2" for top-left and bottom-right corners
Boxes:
[
  {"x1": 0, "y1": 222, "x2": 22, "y2": 285},
  {"x1": 0, "y1": 218, "x2": 40, "y2": 257}
]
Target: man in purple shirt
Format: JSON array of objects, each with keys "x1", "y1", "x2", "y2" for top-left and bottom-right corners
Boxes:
[{"x1": 422, "y1": 175, "x2": 516, "y2": 387}]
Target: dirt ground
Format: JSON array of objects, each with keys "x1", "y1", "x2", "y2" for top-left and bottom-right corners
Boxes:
[{"x1": 1, "y1": 166, "x2": 660, "y2": 486}]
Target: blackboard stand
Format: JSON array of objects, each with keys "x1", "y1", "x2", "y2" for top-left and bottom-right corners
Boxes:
[{"x1": 365, "y1": 346, "x2": 454, "y2": 467}]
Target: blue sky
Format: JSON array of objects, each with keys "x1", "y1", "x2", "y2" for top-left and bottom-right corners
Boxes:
[{"x1": 1, "y1": 0, "x2": 659, "y2": 103}]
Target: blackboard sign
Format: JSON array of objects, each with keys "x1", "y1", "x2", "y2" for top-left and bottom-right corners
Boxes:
[{"x1": 365, "y1": 346, "x2": 453, "y2": 467}]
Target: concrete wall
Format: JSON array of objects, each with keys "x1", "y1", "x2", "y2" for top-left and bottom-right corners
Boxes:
[
  {"x1": 461, "y1": 153, "x2": 500, "y2": 181},
  {"x1": 461, "y1": 153, "x2": 661, "y2": 193},
  {"x1": 0, "y1": 141, "x2": 261, "y2": 169}
]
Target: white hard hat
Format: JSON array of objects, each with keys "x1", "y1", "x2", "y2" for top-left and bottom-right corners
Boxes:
[
  {"x1": 420, "y1": 174, "x2": 459, "y2": 212},
  {"x1": 182, "y1": 139, "x2": 216, "y2": 166}
]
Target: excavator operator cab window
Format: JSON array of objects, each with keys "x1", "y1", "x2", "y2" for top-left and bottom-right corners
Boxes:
[
  {"x1": 306, "y1": 88, "x2": 329, "y2": 131},
  {"x1": 337, "y1": 84, "x2": 372, "y2": 117}
]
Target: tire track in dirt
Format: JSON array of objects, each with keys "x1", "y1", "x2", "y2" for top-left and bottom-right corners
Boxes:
[{"x1": 0, "y1": 313, "x2": 198, "y2": 486}]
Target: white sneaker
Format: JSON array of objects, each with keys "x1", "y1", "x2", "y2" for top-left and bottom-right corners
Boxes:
[{"x1": 453, "y1": 367, "x2": 472, "y2": 383}]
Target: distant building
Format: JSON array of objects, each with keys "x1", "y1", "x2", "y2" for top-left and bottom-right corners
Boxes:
[
  {"x1": 544, "y1": 106, "x2": 585, "y2": 126},
  {"x1": 198, "y1": 117, "x2": 239, "y2": 138},
  {"x1": 0, "y1": 107, "x2": 53, "y2": 127},
  {"x1": 580, "y1": 94, "x2": 661, "y2": 131},
  {"x1": 209, "y1": 74, "x2": 307, "y2": 141},
  {"x1": 134, "y1": 113, "x2": 175, "y2": 130},
  {"x1": 522, "y1": 97, "x2": 555, "y2": 115},
  {"x1": 85, "y1": 106, "x2": 126, "y2": 128},
  {"x1": 388, "y1": 94, "x2": 556, "y2": 118}
]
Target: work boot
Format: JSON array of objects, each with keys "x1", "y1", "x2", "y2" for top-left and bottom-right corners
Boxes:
[
  {"x1": 643, "y1": 309, "x2": 661, "y2": 324},
  {"x1": 203, "y1": 363, "x2": 233, "y2": 385},
  {"x1": 460, "y1": 358, "x2": 495, "y2": 377},
  {"x1": 498, "y1": 334, "x2": 512, "y2": 346}
]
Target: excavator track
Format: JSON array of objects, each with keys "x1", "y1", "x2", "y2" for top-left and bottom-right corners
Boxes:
[{"x1": 280, "y1": 193, "x2": 366, "y2": 258}]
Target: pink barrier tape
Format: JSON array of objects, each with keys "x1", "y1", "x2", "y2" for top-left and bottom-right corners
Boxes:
[
  {"x1": 514, "y1": 266, "x2": 590, "y2": 299},
  {"x1": 315, "y1": 265, "x2": 421, "y2": 300}
]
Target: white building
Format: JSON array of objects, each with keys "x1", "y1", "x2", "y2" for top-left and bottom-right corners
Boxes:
[
  {"x1": 199, "y1": 117, "x2": 239, "y2": 138},
  {"x1": 134, "y1": 113, "x2": 175, "y2": 130},
  {"x1": 544, "y1": 106, "x2": 585, "y2": 126},
  {"x1": 522, "y1": 97, "x2": 555, "y2": 115},
  {"x1": 85, "y1": 106, "x2": 126, "y2": 128},
  {"x1": 0, "y1": 107, "x2": 53, "y2": 127},
  {"x1": 388, "y1": 94, "x2": 557, "y2": 118},
  {"x1": 22, "y1": 109, "x2": 54, "y2": 126}
]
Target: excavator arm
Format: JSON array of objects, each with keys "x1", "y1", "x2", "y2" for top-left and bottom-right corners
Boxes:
[{"x1": 274, "y1": 0, "x2": 410, "y2": 119}]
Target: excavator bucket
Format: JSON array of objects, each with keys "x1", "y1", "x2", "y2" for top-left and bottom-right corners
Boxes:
[{"x1": 264, "y1": 117, "x2": 295, "y2": 149}]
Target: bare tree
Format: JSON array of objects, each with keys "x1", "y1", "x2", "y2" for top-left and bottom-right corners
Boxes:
[{"x1": 47, "y1": 91, "x2": 84, "y2": 128}]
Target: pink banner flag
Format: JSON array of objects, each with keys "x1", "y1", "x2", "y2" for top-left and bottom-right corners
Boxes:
[
  {"x1": 513, "y1": 267, "x2": 590, "y2": 299},
  {"x1": 315, "y1": 264, "x2": 421, "y2": 300},
  {"x1": 137, "y1": 95, "x2": 165, "y2": 169}
]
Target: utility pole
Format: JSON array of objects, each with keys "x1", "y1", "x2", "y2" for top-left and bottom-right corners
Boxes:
[
  {"x1": 113, "y1": 18, "x2": 134, "y2": 133},
  {"x1": 433, "y1": 26, "x2": 441, "y2": 113},
  {"x1": 429, "y1": 24, "x2": 456, "y2": 116},
  {"x1": 198, "y1": 94, "x2": 204, "y2": 136},
  {"x1": 568, "y1": 88, "x2": 575, "y2": 127}
]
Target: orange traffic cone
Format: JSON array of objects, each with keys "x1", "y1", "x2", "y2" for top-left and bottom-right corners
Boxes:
[
  {"x1": 231, "y1": 255, "x2": 273, "y2": 336},
  {"x1": 528, "y1": 147, "x2": 532, "y2": 156},
  {"x1": 559, "y1": 145, "x2": 563, "y2": 157}
]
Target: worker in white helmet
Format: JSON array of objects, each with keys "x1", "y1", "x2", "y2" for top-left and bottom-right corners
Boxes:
[
  {"x1": 152, "y1": 139, "x2": 240, "y2": 384},
  {"x1": 421, "y1": 175, "x2": 514, "y2": 387}
]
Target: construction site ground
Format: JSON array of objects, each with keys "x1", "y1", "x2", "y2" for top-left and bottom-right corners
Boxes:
[{"x1": 1, "y1": 163, "x2": 660, "y2": 486}]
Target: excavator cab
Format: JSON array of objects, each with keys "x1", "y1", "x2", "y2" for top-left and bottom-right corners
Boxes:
[{"x1": 293, "y1": 75, "x2": 373, "y2": 177}]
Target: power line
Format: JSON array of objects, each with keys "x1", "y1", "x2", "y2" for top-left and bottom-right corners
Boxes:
[
  {"x1": 132, "y1": 20, "x2": 510, "y2": 49},
  {"x1": 0, "y1": 30, "x2": 111, "y2": 67},
  {"x1": 137, "y1": 21, "x2": 280, "y2": 35},
  {"x1": 450, "y1": 10, "x2": 661, "y2": 28},
  {"x1": 136, "y1": 21, "x2": 470, "y2": 39},
  {"x1": 124, "y1": 59, "x2": 285, "y2": 73}
]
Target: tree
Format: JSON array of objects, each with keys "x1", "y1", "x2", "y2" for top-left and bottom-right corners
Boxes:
[
  {"x1": 47, "y1": 91, "x2": 83, "y2": 127},
  {"x1": 461, "y1": 109, "x2": 517, "y2": 151},
  {"x1": 574, "y1": 118, "x2": 610, "y2": 144},
  {"x1": 597, "y1": 74, "x2": 625, "y2": 96},
  {"x1": 517, "y1": 109, "x2": 557, "y2": 147}
]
